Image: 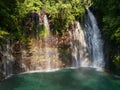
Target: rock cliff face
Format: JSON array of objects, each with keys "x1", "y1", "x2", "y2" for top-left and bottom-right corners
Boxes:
[
  {"x1": 12, "y1": 32, "x2": 72, "y2": 73},
  {"x1": 0, "y1": 11, "x2": 74, "y2": 81}
]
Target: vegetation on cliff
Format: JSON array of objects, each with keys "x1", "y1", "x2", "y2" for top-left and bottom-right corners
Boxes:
[{"x1": 0, "y1": 0, "x2": 91, "y2": 41}]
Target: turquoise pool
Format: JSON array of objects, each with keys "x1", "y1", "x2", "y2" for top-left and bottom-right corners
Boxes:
[{"x1": 0, "y1": 68, "x2": 120, "y2": 90}]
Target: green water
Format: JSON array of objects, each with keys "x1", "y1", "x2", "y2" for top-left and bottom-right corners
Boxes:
[{"x1": 0, "y1": 68, "x2": 120, "y2": 90}]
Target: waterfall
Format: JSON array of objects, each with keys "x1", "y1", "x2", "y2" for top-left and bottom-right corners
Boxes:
[
  {"x1": 85, "y1": 7, "x2": 104, "y2": 68},
  {"x1": 69, "y1": 22, "x2": 89, "y2": 67},
  {"x1": 43, "y1": 15, "x2": 51, "y2": 70},
  {"x1": 70, "y1": 7, "x2": 104, "y2": 69}
]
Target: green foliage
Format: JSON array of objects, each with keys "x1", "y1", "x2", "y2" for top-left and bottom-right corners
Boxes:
[
  {"x1": 0, "y1": 28, "x2": 9, "y2": 38},
  {"x1": 102, "y1": 16, "x2": 120, "y2": 45},
  {"x1": 0, "y1": 0, "x2": 43, "y2": 43},
  {"x1": 21, "y1": 37, "x2": 31, "y2": 44},
  {"x1": 45, "y1": 0, "x2": 87, "y2": 34},
  {"x1": 0, "y1": 0, "x2": 90, "y2": 40},
  {"x1": 16, "y1": 0, "x2": 43, "y2": 17},
  {"x1": 113, "y1": 56, "x2": 120, "y2": 73},
  {"x1": 37, "y1": 24, "x2": 50, "y2": 37},
  {"x1": 93, "y1": 0, "x2": 120, "y2": 45},
  {"x1": 0, "y1": 0, "x2": 91, "y2": 43}
]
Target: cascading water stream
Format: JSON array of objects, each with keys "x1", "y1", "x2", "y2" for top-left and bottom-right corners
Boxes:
[
  {"x1": 70, "y1": 7, "x2": 104, "y2": 69},
  {"x1": 2, "y1": 41, "x2": 13, "y2": 77},
  {"x1": 85, "y1": 7, "x2": 104, "y2": 68},
  {"x1": 69, "y1": 22, "x2": 89, "y2": 67}
]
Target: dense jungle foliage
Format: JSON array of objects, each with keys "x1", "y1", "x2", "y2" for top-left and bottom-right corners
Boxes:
[{"x1": 0, "y1": 0, "x2": 91, "y2": 40}]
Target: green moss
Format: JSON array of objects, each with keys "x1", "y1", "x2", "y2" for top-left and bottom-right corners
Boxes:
[
  {"x1": 37, "y1": 24, "x2": 50, "y2": 37},
  {"x1": 0, "y1": 28, "x2": 9, "y2": 38}
]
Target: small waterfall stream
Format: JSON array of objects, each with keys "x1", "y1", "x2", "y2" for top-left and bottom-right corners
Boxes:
[
  {"x1": 43, "y1": 15, "x2": 51, "y2": 70},
  {"x1": 1, "y1": 41, "x2": 13, "y2": 78}
]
